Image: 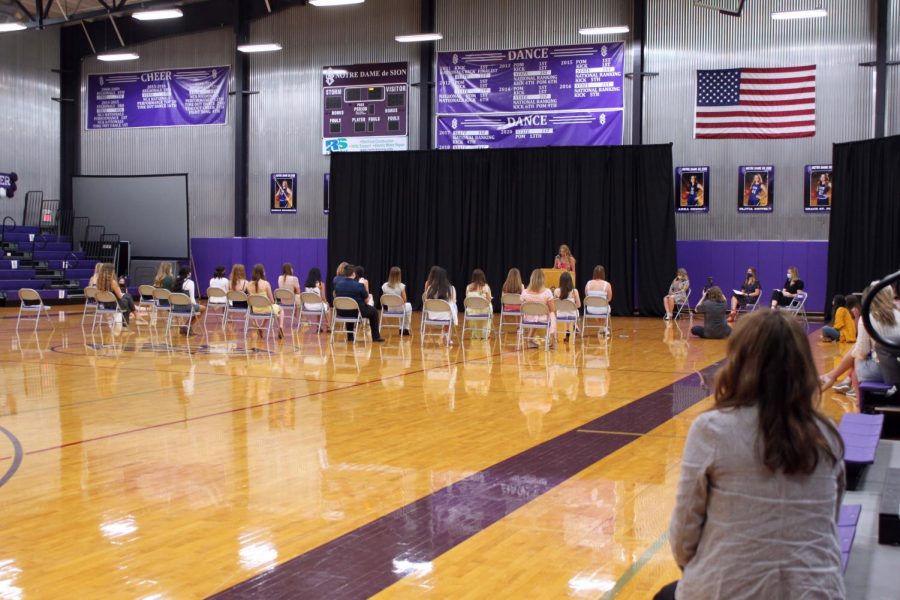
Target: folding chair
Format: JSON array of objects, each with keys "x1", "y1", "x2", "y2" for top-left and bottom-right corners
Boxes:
[
  {"x1": 379, "y1": 293, "x2": 407, "y2": 336},
  {"x1": 783, "y1": 290, "x2": 808, "y2": 323},
  {"x1": 274, "y1": 288, "x2": 298, "y2": 330},
  {"x1": 674, "y1": 288, "x2": 692, "y2": 320},
  {"x1": 517, "y1": 302, "x2": 552, "y2": 350},
  {"x1": 82, "y1": 286, "x2": 99, "y2": 325},
  {"x1": 331, "y1": 296, "x2": 363, "y2": 344},
  {"x1": 462, "y1": 296, "x2": 492, "y2": 340},
  {"x1": 246, "y1": 295, "x2": 277, "y2": 342},
  {"x1": 204, "y1": 287, "x2": 227, "y2": 330},
  {"x1": 555, "y1": 298, "x2": 580, "y2": 339},
  {"x1": 16, "y1": 288, "x2": 52, "y2": 332},
  {"x1": 582, "y1": 296, "x2": 611, "y2": 338},
  {"x1": 224, "y1": 290, "x2": 249, "y2": 331},
  {"x1": 737, "y1": 289, "x2": 762, "y2": 315},
  {"x1": 299, "y1": 291, "x2": 328, "y2": 333},
  {"x1": 421, "y1": 299, "x2": 455, "y2": 346},
  {"x1": 166, "y1": 292, "x2": 199, "y2": 337},
  {"x1": 152, "y1": 287, "x2": 172, "y2": 326},
  {"x1": 498, "y1": 293, "x2": 523, "y2": 333},
  {"x1": 92, "y1": 290, "x2": 122, "y2": 332}
]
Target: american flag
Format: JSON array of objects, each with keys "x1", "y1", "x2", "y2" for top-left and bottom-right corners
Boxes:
[{"x1": 694, "y1": 65, "x2": 816, "y2": 139}]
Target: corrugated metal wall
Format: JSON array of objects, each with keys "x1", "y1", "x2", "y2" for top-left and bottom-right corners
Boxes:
[
  {"x1": 79, "y1": 29, "x2": 235, "y2": 238},
  {"x1": 0, "y1": 28, "x2": 60, "y2": 215},
  {"x1": 435, "y1": 0, "x2": 633, "y2": 144},
  {"x1": 247, "y1": 0, "x2": 421, "y2": 239},
  {"x1": 889, "y1": 0, "x2": 900, "y2": 136},
  {"x1": 645, "y1": 0, "x2": 876, "y2": 241}
]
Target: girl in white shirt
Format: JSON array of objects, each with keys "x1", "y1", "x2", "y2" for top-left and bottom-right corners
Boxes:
[
  {"x1": 382, "y1": 266, "x2": 412, "y2": 335},
  {"x1": 355, "y1": 265, "x2": 375, "y2": 307},
  {"x1": 208, "y1": 266, "x2": 229, "y2": 305},
  {"x1": 585, "y1": 264, "x2": 613, "y2": 315}
]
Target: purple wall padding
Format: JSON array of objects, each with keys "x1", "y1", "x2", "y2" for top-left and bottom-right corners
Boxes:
[
  {"x1": 676, "y1": 240, "x2": 829, "y2": 313},
  {"x1": 191, "y1": 238, "x2": 327, "y2": 294}
]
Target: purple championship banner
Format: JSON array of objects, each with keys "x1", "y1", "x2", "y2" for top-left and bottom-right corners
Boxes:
[
  {"x1": 86, "y1": 66, "x2": 229, "y2": 130},
  {"x1": 436, "y1": 110, "x2": 623, "y2": 150},
  {"x1": 322, "y1": 62, "x2": 408, "y2": 154},
  {"x1": 436, "y1": 43, "x2": 624, "y2": 149},
  {"x1": 674, "y1": 166, "x2": 709, "y2": 213},
  {"x1": 738, "y1": 165, "x2": 775, "y2": 213},
  {"x1": 804, "y1": 164, "x2": 832, "y2": 213}
]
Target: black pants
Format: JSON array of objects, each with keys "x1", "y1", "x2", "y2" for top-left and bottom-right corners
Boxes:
[
  {"x1": 654, "y1": 581, "x2": 678, "y2": 600},
  {"x1": 691, "y1": 325, "x2": 730, "y2": 339},
  {"x1": 770, "y1": 290, "x2": 791, "y2": 306},
  {"x1": 338, "y1": 303, "x2": 380, "y2": 339}
]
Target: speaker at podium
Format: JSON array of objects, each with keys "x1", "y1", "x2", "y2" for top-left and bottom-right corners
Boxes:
[{"x1": 542, "y1": 268, "x2": 574, "y2": 289}]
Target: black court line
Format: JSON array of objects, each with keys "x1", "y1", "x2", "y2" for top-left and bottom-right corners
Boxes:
[{"x1": 208, "y1": 360, "x2": 724, "y2": 599}]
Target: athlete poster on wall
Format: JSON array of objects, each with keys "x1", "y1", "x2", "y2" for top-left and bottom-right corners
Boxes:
[
  {"x1": 804, "y1": 165, "x2": 832, "y2": 213},
  {"x1": 271, "y1": 173, "x2": 297, "y2": 214},
  {"x1": 674, "y1": 166, "x2": 709, "y2": 213},
  {"x1": 738, "y1": 165, "x2": 774, "y2": 213}
]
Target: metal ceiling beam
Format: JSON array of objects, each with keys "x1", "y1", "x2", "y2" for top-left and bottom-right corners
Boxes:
[{"x1": 14, "y1": 0, "x2": 35, "y2": 22}]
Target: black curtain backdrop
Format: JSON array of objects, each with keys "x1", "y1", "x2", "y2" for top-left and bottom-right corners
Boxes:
[
  {"x1": 328, "y1": 145, "x2": 675, "y2": 316},
  {"x1": 826, "y1": 134, "x2": 900, "y2": 315}
]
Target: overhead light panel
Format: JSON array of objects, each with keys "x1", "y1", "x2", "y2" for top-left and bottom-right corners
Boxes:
[
  {"x1": 97, "y1": 52, "x2": 140, "y2": 62},
  {"x1": 132, "y1": 9, "x2": 184, "y2": 21},
  {"x1": 309, "y1": 0, "x2": 365, "y2": 5},
  {"x1": 771, "y1": 8, "x2": 827, "y2": 20},
  {"x1": 578, "y1": 26, "x2": 630, "y2": 35},
  {"x1": 395, "y1": 33, "x2": 443, "y2": 43},
  {"x1": 237, "y1": 43, "x2": 283, "y2": 53},
  {"x1": 0, "y1": 23, "x2": 27, "y2": 32}
]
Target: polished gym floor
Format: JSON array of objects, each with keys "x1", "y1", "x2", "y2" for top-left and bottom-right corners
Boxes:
[{"x1": 0, "y1": 307, "x2": 854, "y2": 599}]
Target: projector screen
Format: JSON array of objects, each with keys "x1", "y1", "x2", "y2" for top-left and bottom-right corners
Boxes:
[{"x1": 72, "y1": 174, "x2": 190, "y2": 259}]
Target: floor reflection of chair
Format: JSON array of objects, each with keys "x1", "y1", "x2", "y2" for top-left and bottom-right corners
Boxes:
[
  {"x1": 14, "y1": 331, "x2": 47, "y2": 359},
  {"x1": 462, "y1": 339, "x2": 494, "y2": 396},
  {"x1": 330, "y1": 342, "x2": 363, "y2": 374},
  {"x1": 421, "y1": 344, "x2": 457, "y2": 412},
  {"x1": 582, "y1": 340, "x2": 611, "y2": 399}
]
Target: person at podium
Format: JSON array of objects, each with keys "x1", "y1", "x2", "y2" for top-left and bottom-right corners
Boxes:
[{"x1": 554, "y1": 244, "x2": 576, "y2": 272}]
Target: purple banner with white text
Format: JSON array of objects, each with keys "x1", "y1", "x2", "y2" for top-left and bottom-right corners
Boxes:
[
  {"x1": 437, "y1": 43, "x2": 625, "y2": 114},
  {"x1": 436, "y1": 110, "x2": 623, "y2": 150},
  {"x1": 86, "y1": 66, "x2": 230, "y2": 130}
]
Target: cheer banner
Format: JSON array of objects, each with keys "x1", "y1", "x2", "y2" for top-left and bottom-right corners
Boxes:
[
  {"x1": 86, "y1": 66, "x2": 230, "y2": 130},
  {"x1": 436, "y1": 110, "x2": 623, "y2": 150}
]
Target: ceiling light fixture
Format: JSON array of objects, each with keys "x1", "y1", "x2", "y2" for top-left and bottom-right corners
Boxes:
[
  {"x1": 578, "y1": 25, "x2": 630, "y2": 35},
  {"x1": 309, "y1": 0, "x2": 365, "y2": 6},
  {"x1": 0, "y1": 23, "x2": 27, "y2": 32},
  {"x1": 771, "y1": 8, "x2": 828, "y2": 20},
  {"x1": 237, "y1": 43, "x2": 283, "y2": 53},
  {"x1": 395, "y1": 33, "x2": 442, "y2": 43},
  {"x1": 132, "y1": 9, "x2": 184, "y2": 21},
  {"x1": 97, "y1": 52, "x2": 140, "y2": 61}
]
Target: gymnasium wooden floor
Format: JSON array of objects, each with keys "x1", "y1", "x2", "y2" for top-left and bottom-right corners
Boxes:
[{"x1": 0, "y1": 307, "x2": 851, "y2": 599}]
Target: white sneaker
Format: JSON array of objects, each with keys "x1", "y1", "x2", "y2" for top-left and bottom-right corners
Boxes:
[
  {"x1": 833, "y1": 380, "x2": 852, "y2": 393},
  {"x1": 664, "y1": 314, "x2": 671, "y2": 321}
]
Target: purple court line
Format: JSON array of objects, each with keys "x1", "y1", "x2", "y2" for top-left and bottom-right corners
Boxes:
[
  {"x1": 0, "y1": 425, "x2": 23, "y2": 487},
  {"x1": 208, "y1": 360, "x2": 723, "y2": 599}
]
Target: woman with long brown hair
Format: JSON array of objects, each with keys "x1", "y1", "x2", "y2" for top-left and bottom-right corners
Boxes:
[
  {"x1": 247, "y1": 263, "x2": 284, "y2": 338},
  {"x1": 656, "y1": 310, "x2": 845, "y2": 600},
  {"x1": 96, "y1": 262, "x2": 137, "y2": 326},
  {"x1": 153, "y1": 261, "x2": 175, "y2": 290}
]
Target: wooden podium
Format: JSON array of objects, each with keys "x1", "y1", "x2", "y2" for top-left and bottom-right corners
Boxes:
[{"x1": 542, "y1": 268, "x2": 573, "y2": 289}]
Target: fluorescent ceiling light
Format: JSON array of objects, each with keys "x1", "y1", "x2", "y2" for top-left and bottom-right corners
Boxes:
[
  {"x1": 97, "y1": 52, "x2": 140, "y2": 61},
  {"x1": 0, "y1": 23, "x2": 27, "y2": 32},
  {"x1": 771, "y1": 8, "x2": 828, "y2": 20},
  {"x1": 309, "y1": 0, "x2": 365, "y2": 5},
  {"x1": 579, "y1": 25, "x2": 630, "y2": 35},
  {"x1": 395, "y1": 33, "x2": 442, "y2": 43},
  {"x1": 132, "y1": 9, "x2": 184, "y2": 21},
  {"x1": 237, "y1": 43, "x2": 283, "y2": 53}
]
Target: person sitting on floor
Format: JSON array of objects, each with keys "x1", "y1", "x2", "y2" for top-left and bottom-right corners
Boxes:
[
  {"x1": 821, "y1": 294, "x2": 857, "y2": 344},
  {"x1": 655, "y1": 310, "x2": 845, "y2": 600},
  {"x1": 691, "y1": 286, "x2": 731, "y2": 339}
]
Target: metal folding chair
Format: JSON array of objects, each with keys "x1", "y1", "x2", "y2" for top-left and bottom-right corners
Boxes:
[
  {"x1": 331, "y1": 296, "x2": 363, "y2": 344},
  {"x1": 246, "y1": 294, "x2": 277, "y2": 342},
  {"x1": 274, "y1": 288, "x2": 298, "y2": 330},
  {"x1": 421, "y1": 299, "x2": 455, "y2": 346},
  {"x1": 582, "y1": 296, "x2": 611, "y2": 338},
  {"x1": 299, "y1": 291, "x2": 328, "y2": 333},
  {"x1": 224, "y1": 290, "x2": 249, "y2": 331},
  {"x1": 166, "y1": 292, "x2": 199, "y2": 337},
  {"x1": 205, "y1": 287, "x2": 228, "y2": 330},
  {"x1": 498, "y1": 293, "x2": 523, "y2": 333},
  {"x1": 674, "y1": 288, "x2": 692, "y2": 320},
  {"x1": 82, "y1": 286, "x2": 99, "y2": 325},
  {"x1": 16, "y1": 288, "x2": 52, "y2": 332},
  {"x1": 92, "y1": 290, "x2": 122, "y2": 333},
  {"x1": 555, "y1": 298, "x2": 580, "y2": 339},
  {"x1": 462, "y1": 296, "x2": 492, "y2": 339},
  {"x1": 379, "y1": 293, "x2": 407, "y2": 335},
  {"x1": 517, "y1": 302, "x2": 552, "y2": 350}
]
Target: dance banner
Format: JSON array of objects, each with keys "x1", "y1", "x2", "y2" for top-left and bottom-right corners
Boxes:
[
  {"x1": 674, "y1": 166, "x2": 709, "y2": 213},
  {"x1": 436, "y1": 43, "x2": 625, "y2": 149},
  {"x1": 436, "y1": 110, "x2": 623, "y2": 150},
  {"x1": 804, "y1": 165, "x2": 832, "y2": 213},
  {"x1": 86, "y1": 66, "x2": 230, "y2": 130},
  {"x1": 322, "y1": 62, "x2": 408, "y2": 155},
  {"x1": 738, "y1": 165, "x2": 774, "y2": 213},
  {"x1": 437, "y1": 43, "x2": 625, "y2": 114},
  {"x1": 271, "y1": 173, "x2": 297, "y2": 214}
]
